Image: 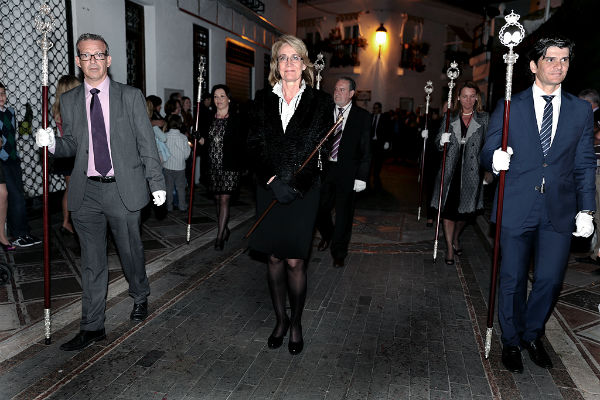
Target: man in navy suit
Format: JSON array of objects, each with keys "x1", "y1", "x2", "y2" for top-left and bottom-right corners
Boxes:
[{"x1": 481, "y1": 36, "x2": 596, "y2": 373}]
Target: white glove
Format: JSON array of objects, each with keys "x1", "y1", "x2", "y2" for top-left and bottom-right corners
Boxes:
[
  {"x1": 440, "y1": 132, "x2": 451, "y2": 146},
  {"x1": 35, "y1": 127, "x2": 55, "y2": 148},
  {"x1": 353, "y1": 180, "x2": 366, "y2": 192},
  {"x1": 573, "y1": 212, "x2": 594, "y2": 238},
  {"x1": 383, "y1": 142, "x2": 390, "y2": 150},
  {"x1": 421, "y1": 129, "x2": 428, "y2": 139},
  {"x1": 492, "y1": 146, "x2": 513, "y2": 174},
  {"x1": 152, "y1": 190, "x2": 166, "y2": 206}
]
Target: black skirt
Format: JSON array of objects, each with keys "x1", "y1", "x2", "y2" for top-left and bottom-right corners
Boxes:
[{"x1": 249, "y1": 184, "x2": 319, "y2": 260}]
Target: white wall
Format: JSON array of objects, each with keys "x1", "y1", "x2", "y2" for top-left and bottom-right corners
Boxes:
[
  {"x1": 71, "y1": 0, "x2": 295, "y2": 99},
  {"x1": 298, "y1": 0, "x2": 482, "y2": 113}
]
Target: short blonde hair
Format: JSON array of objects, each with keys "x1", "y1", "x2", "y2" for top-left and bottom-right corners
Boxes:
[
  {"x1": 52, "y1": 75, "x2": 81, "y2": 124},
  {"x1": 268, "y1": 35, "x2": 314, "y2": 87}
]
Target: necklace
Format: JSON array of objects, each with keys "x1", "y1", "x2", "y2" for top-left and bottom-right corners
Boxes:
[{"x1": 462, "y1": 111, "x2": 473, "y2": 116}]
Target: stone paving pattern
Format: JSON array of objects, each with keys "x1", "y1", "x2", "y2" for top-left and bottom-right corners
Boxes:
[{"x1": 0, "y1": 164, "x2": 599, "y2": 399}]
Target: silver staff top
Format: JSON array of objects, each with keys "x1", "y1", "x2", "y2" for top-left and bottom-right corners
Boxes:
[
  {"x1": 196, "y1": 59, "x2": 205, "y2": 102},
  {"x1": 314, "y1": 53, "x2": 325, "y2": 90},
  {"x1": 446, "y1": 61, "x2": 460, "y2": 108},
  {"x1": 35, "y1": 2, "x2": 57, "y2": 86},
  {"x1": 499, "y1": 10, "x2": 525, "y2": 50},
  {"x1": 424, "y1": 81, "x2": 433, "y2": 114}
]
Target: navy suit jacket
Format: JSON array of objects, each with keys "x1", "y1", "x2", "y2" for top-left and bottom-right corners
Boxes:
[
  {"x1": 481, "y1": 87, "x2": 596, "y2": 233},
  {"x1": 334, "y1": 104, "x2": 371, "y2": 190}
]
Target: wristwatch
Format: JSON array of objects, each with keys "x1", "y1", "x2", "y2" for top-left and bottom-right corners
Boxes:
[{"x1": 582, "y1": 210, "x2": 595, "y2": 216}]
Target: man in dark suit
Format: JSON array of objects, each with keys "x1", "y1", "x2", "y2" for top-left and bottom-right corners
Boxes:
[
  {"x1": 316, "y1": 77, "x2": 371, "y2": 267},
  {"x1": 481, "y1": 36, "x2": 595, "y2": 373},
  {"x1": 36, "y1": 33, "x2": 166, "y2": 351},
  {"x1": 369, "y1": 102, "x2": 390, "y2": 190}
]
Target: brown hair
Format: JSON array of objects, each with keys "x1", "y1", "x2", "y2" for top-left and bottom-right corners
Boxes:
[
  {"x1": 52, "y1": 75, "x2": 81, "y2": 124},
  {"x1": 268, "y1": 35, "x2": 314, "y2": 87},
  {"x1": 452, "y1": 81, "x2": 483, "y2": 114}
]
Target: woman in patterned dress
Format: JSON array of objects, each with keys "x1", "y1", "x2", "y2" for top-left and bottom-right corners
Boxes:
[{"x1": 199, "y1": 84, "x2": 246, "y2": 250}]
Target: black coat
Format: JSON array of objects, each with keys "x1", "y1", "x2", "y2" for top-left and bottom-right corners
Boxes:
[
  {"x1": 201, "y1": 110, "x2": 247, "y2": 173},
  {"x1": 248, "y1": 86, "x2": 335, "y2": 195}
]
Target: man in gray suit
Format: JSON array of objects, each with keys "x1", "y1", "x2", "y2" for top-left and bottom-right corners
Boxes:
[{"x1": 36, "y1": 33, "x2": 166, "y2": 351}]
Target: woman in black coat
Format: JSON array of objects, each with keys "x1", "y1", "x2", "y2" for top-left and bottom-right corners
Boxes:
[
  {"x1": 247, "y1": 35, "x2": 334, "y2": 355},
  {"x1": 199, "y1": 84, "x2": 247, "y2": 250}
]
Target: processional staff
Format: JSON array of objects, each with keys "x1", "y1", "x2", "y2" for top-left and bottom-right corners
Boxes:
[
  {"x1": 34, "y1": 1, "x2": 57, "y2": 345},
  {"x1": 417, "y1": 81, "x2": 433, "y2": 221},
  {"x1": 314, "y1": 52, "x2": 325, "y2": 90},
  {"x1": 433, "y1": 62, "x2": 460, "y2": 262},
  {"x1": 485, "y1": 11, "x2": 525, "y2": 359},
  {"x1": 186, "y1": 60, "x2": 205, "y2": 243}
]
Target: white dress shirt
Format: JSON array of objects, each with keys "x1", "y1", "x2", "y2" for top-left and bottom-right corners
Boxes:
[{"x1": 532, "y1": 83, "x2": 561, "y2": 146}]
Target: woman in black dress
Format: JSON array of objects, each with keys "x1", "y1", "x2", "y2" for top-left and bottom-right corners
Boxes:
[
  {"x1": 431, "y1": 81, "x2": 489, "y2": 264},
  {"x1": 199, "y1": 85, "x2": 246, "y2": 250},
  {"x1": 248, "y1": 35, "x2": 334, "y2": 355}
]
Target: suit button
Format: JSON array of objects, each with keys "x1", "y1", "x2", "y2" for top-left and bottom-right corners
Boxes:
[
  {"x1": 535, "y1": 186, "x2": 540, "y2": 191},
  {"x1": 542, "y1": 163, "x2": 548, "y2": 167}
]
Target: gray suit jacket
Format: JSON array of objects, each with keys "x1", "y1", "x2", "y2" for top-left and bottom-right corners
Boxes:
[{"x1": 54, "y1": 79, "x2": 165, "y2": 212}]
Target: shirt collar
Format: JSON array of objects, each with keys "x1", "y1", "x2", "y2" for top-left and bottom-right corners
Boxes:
[
  {"x1": 532, "y1": 82, "x2": 561, "y2": 99},
  {"x1": 272, "y1": 80, "x2": 306, "y2": 100},
  {"x1": 84, "y1": 76, "x2": 110, "y2": 96}
]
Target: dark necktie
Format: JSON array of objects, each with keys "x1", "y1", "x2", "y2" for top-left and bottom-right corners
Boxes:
[
  {"x1": 330, "y1": 107, "x2": 344, "y2": 160},
  {"x1": 540, "y1": 95, "x2": 554, "y2": 157},
  {"x1": 90, "y1": 88, "x2": 112, "y2": 176}
]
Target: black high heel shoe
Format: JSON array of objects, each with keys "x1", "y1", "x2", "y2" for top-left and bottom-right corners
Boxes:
[
  {"x1": 452, "y1": 244, "x2": 463, "y2": 256},
  {"x1": 214, "y1": 238, "x2": 224, "y2": 250},
  {"x1": 268, "y1": 320, "x2": 290, "y2": 349},
  {"x1": 288, "y1": 324, "x2": 304, "y2": 355}
]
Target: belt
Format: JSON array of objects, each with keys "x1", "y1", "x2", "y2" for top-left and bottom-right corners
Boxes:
[{"x1": 88, "y1": 175, "x2": 116, "y2": 183}]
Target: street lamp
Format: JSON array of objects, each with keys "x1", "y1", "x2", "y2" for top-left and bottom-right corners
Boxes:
[{"x1": 375, "y1": 23, "x2": 387, "y2": 59}]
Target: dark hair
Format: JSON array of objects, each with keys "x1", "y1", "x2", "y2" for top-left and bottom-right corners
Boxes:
[
  {"x1": 527, "y1": 35, "x2": 574, "y2": 65},
  {"x1": 211, "y1": 84, "x2": 231, "y2": 99},
  {"x1": 579, "y1": 88, "x2": 600, "y2": 105},
  {"x1": 0, "y1": 82, "x2": 4, "y2": 90},
  {"x1": 338, "y1": 76, "x2": 356, "y2": 92},
  {"x1": 373, "y1": 102, "x2": 382, "y2": 108},
  {"x1": 164, "y1": 99, "x2": 181, "y2": 115},
  {"x1": 201, "y1": 92, "x2": 212, "y2": 102},
  {"x1": 167, "y1": 114, "x2": 183, "y2": 130},
  {"x1": 146, "y1": 95, "x2": 162, "y2": 108},
  {"x1": 169, "y1": 92, "x2": 181, "y2": 101},
  {"x1": 76, "y1": 33, "x2": 109, "y2": 55}
]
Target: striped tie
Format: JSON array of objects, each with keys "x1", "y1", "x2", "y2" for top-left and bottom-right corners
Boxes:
[
  {"x1": 540, "y1": 95, "x2": 554, "y2": 157},
  {"x1": 330, "y1": 107, "x2": 344, "y2": 160}
]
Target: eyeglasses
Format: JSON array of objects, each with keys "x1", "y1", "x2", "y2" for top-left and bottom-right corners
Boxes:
[
  {"x1": 278, "y1": 54, "x2": 302, "y2": 64},
  {"x1": 78, "y1": 52, "x2": 108, "y2": 61}
]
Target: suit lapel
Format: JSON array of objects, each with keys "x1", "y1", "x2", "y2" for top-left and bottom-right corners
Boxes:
[
  {"x1": 72, "y1": 85, "x2": 89, "y2": 151},
  {"x1": 515, "y1": 89, "x2": 542, "y2": 153},
  {"x1": 548, "y1": 91, "x2": 570, "y2": 158},
  {"x1": 109, "y1": 80, "x2": 122, "y2": 150}
]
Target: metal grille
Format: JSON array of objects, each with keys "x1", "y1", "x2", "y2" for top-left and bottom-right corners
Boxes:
[{"x1": 0, "y1": 0, "x2": 70, "y2": 197}]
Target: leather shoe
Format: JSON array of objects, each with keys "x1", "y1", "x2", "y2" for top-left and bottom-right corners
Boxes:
[
  {"x1": 60, "y1": 329, "x2": 106, "y2": 351},
  {"x1": 130, "y1": 301, "x2": 148, "y2": 321},
  {"x1": 521, "y1": 339, "x2": 553, "y2": 369},
  {"x1": 501, "y1": 345, "x2": 523, "y2": 373},
  {"x1": 333, "y1": 257, "x2": 345, "y2": 267},
  {"x1": 288, "y1": 339, "x2": 304, "y2": 355},
  {"x1": 317, "y1": 238, "x2": 330, "y2": 251}
]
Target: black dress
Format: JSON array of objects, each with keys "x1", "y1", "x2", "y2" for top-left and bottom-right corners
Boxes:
[
  {"x1": 442, "y1": 117, "x2": 470, "y2": 221},
  {"x1": 207, "y1": 118, "x2": 240, "y2": 194},
  {"x1": 247, "y1": 86, "x2": 334, "y2": 260}
]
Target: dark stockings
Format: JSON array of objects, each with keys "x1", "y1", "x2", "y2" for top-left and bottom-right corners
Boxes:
[
  {"x1": 215, "y1": 194, "x2": 231, "y2": 240},
  {"x1": 267, "y1": 256, "x2": 306, "y2": 342},
  {"x1": 442, "y1": 218, "x2": 466, "y2": 260}
]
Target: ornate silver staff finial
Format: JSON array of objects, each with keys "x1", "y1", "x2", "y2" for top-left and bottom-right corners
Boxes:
[
  {"x1": 446, "y1": 61, "x2": 460, "y2": 109},
  {"x1": 35, "y1": 2, "x2": 57, "y2": 87},
  {"x1": 314, "y1": 52, "x2": 325, "y2": 90},
  {"x1": 498, "y1": 10, "x2": 525, "y2": 102},
  {"x1": 196, "y1": 59, "x2": 205, "y2": 103},
  {"x1": 424, "y1": 80, "x2": 433, "y2": 115}
]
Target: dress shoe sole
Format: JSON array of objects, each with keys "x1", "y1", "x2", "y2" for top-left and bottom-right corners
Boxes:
[{"x1": 60, "y1": 334, "x2": 106, "y2": 351}]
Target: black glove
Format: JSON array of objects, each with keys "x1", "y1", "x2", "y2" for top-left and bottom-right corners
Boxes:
[
  {"x1": 191, "y1": 130, "x2": 202, "y2": 141},
  {"x1": 269, "y1": 177, "x2": 299, "y2": 204}
]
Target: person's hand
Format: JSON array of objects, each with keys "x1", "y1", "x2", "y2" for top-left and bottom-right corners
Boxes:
[
  {"x1": 269, "y1": 177, "x2": 299, "y2": 204},
  {"x1": 35, "y1": 127, "x2": 55, "y2": 148},
  {"x1": 492, "y1": 146, "x2": 513, "y2": 174},
  {"x1": 383, "y1": 142, "x2": 390, "y2": 150},
  {"x1": 353, "y1": 180, "x2": 366, "y2": 192},
  {"x1": 152, "y1": 190, "x2": 166, "y2": 206},
  {"x1": 421, "y1": 129, "x2": 428, "y2": 139},
  {"x1": 440, "y1": 132, "x2": 451, "y2": 146},
  {"x1": 573, "y1": 212, "x2": 594, "y2": 237}
]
